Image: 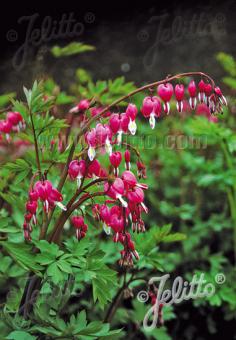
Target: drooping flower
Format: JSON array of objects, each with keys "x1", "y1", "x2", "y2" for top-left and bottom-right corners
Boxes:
[
  {"x1": 0, "y1": 120, "x2": 12, "y2": 141},
  {"x1": 124, "y1": 149, "x2": 131, "y2": 170},
  {"x1": 126, "y1": 103, "x2": 138, "y2": 135},
  {"x1": 85, "y1": 128, "x2": 97, "y2": 161},
  {"x1": 136, "y1": 160, "x2": 147, "y2": 179},
  {"x1": 109, "y1": 151, "x2": 122, "y2": 176},
  {"x1": 34, "y1": 180, "x2": 65, "y2": 213},
  {"x1": 71, "y1": 216, "x2": 88, "y2": 240},
  {"x1": 204, "y1": 83, "x2": 212, "y2": 106},
  {"x1": 104, "y1": 178, "x2": 127, "y2": 207},
  {"x1": 70, "y1": 99, "x2": 90, "y2": 113},
  {"x1": 141, "y1": 96, "x2": 161, "y2": 129},
  {"x1": 198, "y1": 80, "x2": 206, "y2": 103},
  {"x1": 68, "y1": 160, "x2": 86, "y2": 187},
  {"x1": 174, "y1": 84, "x2": 185, "y2": 112},
  {"x1": 188, "y1": 80, "x2": 197, "y2": 109},
  {"x1": 157, "y1": 83, "x2": 173, "y2": 114},
  {"x1": 214, "y1": 86, "x2": 227, "y2": 106}
]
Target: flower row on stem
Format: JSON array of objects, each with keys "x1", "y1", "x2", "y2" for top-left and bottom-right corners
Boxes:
[{"x1": 22, "y1": 72, "x2": 227, "y2": 267}]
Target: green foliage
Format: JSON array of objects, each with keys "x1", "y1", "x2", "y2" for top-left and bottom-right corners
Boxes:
[
  {"x1": 0, "y1": 92, "x2": 15, "y2": 108},
  {"x1": 51, "y1": 42, "x2": 95, "y2": 57},
  {"x1": 0, "y1": 50, "x2": 236, "y2": 339},
  {"x1": 77, "y1": 76, "x2": 136, "y2": 106},
  {"x1": 0, "y1": 241, "x2": 43, "y2": 274},
  {"x1": 216, "y1": 52, "x2": 236, "y2": 77}
]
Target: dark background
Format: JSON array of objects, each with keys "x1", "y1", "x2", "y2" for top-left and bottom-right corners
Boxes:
[{"x1": 0, "y1": 0, "x2": 235, "y2": 93}]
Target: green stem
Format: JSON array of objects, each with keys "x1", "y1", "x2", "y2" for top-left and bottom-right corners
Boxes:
[{"x1": 221, "y1": 139, "x2": 236, "y2": 264}]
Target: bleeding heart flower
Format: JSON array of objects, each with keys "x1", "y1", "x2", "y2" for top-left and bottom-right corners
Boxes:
[
  {"x1": 141, "y1": 96, "x2": 162, "y2": 128},
  {"x1": 110, "y1": 151, "x2": 122, "y2": 175},
  {"x1": 85, "y1": 128, "x2": 97, "y2": 161},
  {"x1": 29, "y1": 190, "x2": 39, "y2": 201},
  {"x1": 198, "y1": 80, "x2": 206, "y2": 103},
  {"x1": 72, "y1": 216, "x2": 84, "y2": 228},
  {"x1": 110, "y1": 214, "x2": 124, "y2": 234},
  {"x1": 126, "y1": 103, "x2": 138, "y2": 135},
  {"x1": 0, "y1": 120, "x2": 12, "y2": 140},
  {"x1": 87, "y1": 159, "x2": 102, "y2": 178},
  {"x1": 26, "y1": 201, "x2": 38, "y2": 214},
  {"x1": 122, "y1": 170, "x2": 148, "y2": 190},
  {"x1": 188, "y1": 80, "x2": 197, "y2": 109},
  {"x1": 214, "y1": 86, "x2": 227, "y2": 106},
  {"x1": 34, "y1": 180, "x2": 52, "y2": 202},
  {"x1": 157, "y1": 83, "x2": 173, "y2": 114},
  {"x1": 104, "y1": 178, "x2": 127, "y2": 207},
  {"x1": 124, "y1": 149, "x2": 131, "y2": 170},
  {"x1": 70, "y1": 99, "x2": 90, "y2": 113},
  {"x1": 174, "y1": 84, "x2": 185, "y2": 112},
  {"x1": 204, "y1": 83, "x2": 212, "y2": 106},
  {"x1": 109, "y1": 113, "x2": 120, "y2": 134}
]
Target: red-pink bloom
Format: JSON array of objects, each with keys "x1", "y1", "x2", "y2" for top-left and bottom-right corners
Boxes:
[
  {"x1": 78, "y1": 99, "x2": 90, "y2": 111},
  {"x1": 141, "y1": 96, "x2": 161, "y2": 128},
  {"x1": 87, "y1": 159, "x2": 102, "y2": 178},
  {"x1": 196, "y1": 103, "x2": 218, "y2": 123},
  {"x1": 96, "y1": 123, "x2": 108, "y2": 145},
  {"x1": 136, "y1": 161, "x2": 147, "y2": 179},
  {"x1": 71, "y1": 215, "x2": 88, "y2": 240},
  {"x1": 128, "y1": 201, "x2": 147, "y2": 232},
  {"x1": 110, "y1": 151, "x2": 122, "y2": 175},
  {"x1": 34, "y1": 180, "x2": 52, "y2": 202},
  {"x1": 24, "y1": 213, "x2": 32, "y2": 222},
  {"x1": 70, "y1": 99, "x2": 90, "y2": 113},
  {"x1": 110, "y1": 214, "x2": 124, "y2": 234},
  {"x1": 214, "y1": 86, "x2": 227, "y2": 106},
  {"x1": 7, "y1": 111, "x2": 23, "y2": 128},
  {"x1": 26, "y1": 200, "x2": 38, "y2": 214},
  {"x1": 68, "y1": 159, "x2": 86, "y2": 187},
  {"x1": 122, "y1": 170, "x2": 148, "y2": 190},
  {"x1": 126, "y1": 103, "x2": 138, "y2": 121},
  {"x1": 104, "y1": 178, "x2": 127, "y2": 207},
  {"x1": 100, "y1": 204, "x2": 111, "y2": 224},
  {"x1": 96, "y1": 123, "x2": 112, "y2": 155},
  {"x1": 25, "y1": 201, "x2": 38, "y2": 226},
  {"x1": 174, "y1": 84, "x2": 185, "y2": 112},
  {"x1": 188, "y1": 80, "x2": 197, "y2": 109},
  {"x1": 0, "y1": 120, "x2": 12, "y2": 140},
  {"x1": 109, "y1": 113, "x2": 129, "y2": 144},
  {"x1": 141, "y1": 97, "x2": 154, "y2": 118},
  {"x1": 86, "y1": 124, "x2": 113, "y2": 159},
  {"x1": 124, "y1": 149, "x2": 131, "y2": 170},
  {"x1": 109, "y1": 113, "x2": 120, "y2": 134},
  {"x1": 91, "y1": 107, "x2": 102, "y2": 117},
  {"x1": 198, "y1": 80, "x2": 206, "y2": 103},
  {"x1": 85, "y1": 128, "x2": 97, "y2": 161},
  {"x1": 119, "y1": 237, "x2": 139, "y2": 266},
  {"x1": 71, "y1": 216, "x2": 84, "y2": 228},
  {"x1": 110, "y1": 205, "x2": 122, "y2": 216},
  {"x1": 157, "y1": 83, "x2": 173, "y2": 114},
  {"x1": 119, "y1": 113, "x2": 129, "y2": 143},
  {"x1": 204, "y1": 83, "x2": 212, "y2": 105},
  {"x1": 126, "y1": 103, "x2": 138, "y2": 135},
  {"x1": 29, "y1": 190, "x2": 39, "y2": 201},
  {"x1": 34, "y1": 180, "x2": 65, "y2": 212},
  {"x1": 208, "y1": 115, "x2": 218, "y2": 123},
  {"x1": 48, "y1": 187, "x2": 63, "y2": 203},
  {"x1": 127, "y1": 186, "x2": 144, "y2": 203}
]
